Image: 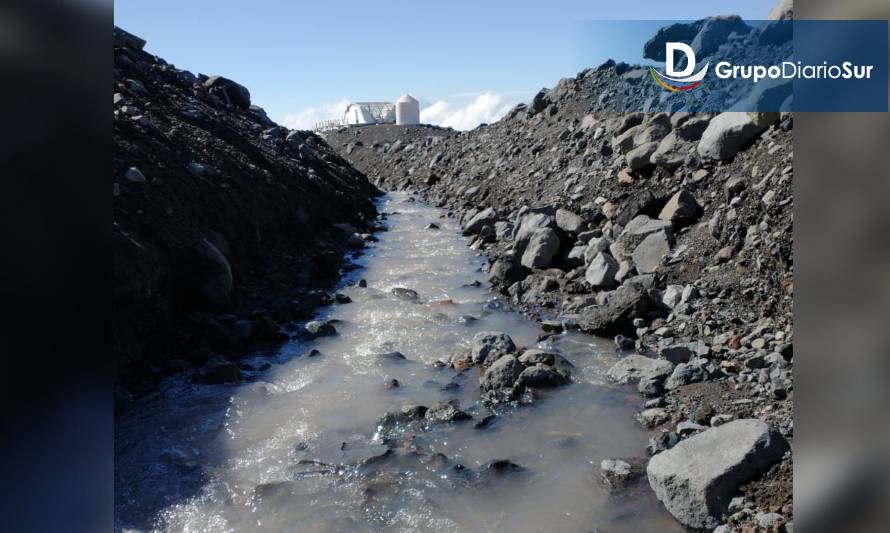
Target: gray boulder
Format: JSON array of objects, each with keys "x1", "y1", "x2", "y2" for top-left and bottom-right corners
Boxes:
[
  {"x1": 471, "y1": 331, "x2": 516, "y2": 365},
  {"x1": 691, "y1": 16, "x2": 751, "y2": 57},
  {"x1": 610, "y1": 215, "x2": 672, "y2": 261},
  {"x1": 515, "y1": 364, "x2": 567, "y2": 389},
  {"x1": 578, "y1": 283, "x2": 653, "y2": 336},
  {"x1": 520, "y1": 227, "x2": 561, "y2": 269},
  {"x1": 632, "y1": 231, "x2": 672, "y2": 274},
  {"x1": 698, "y1": 112, "x2": 767, "y2": 161},
  {"x1": 606, "y1": 354, "x2": 674, "y2": 384},
  {"x1": 585, "y1": 252, "x2": 619, "y2": 289},
  {"x1": 647, "y1": 419, "x2": 790, "y2": 529},
  {"x1": 463, "y1": 207, "x2": 497, "y2": 235},
  {"x1": 481, "y1": 355, "x2": 522, "y2": 391},
  {"x1": 518, "y1": 350, "x2": 574, "y2": 381},
  {"x1": 650, "y1": 131, "x2": 692, "y2": 170},
  {"x1": 425, "y1": 401, "x2": 472, "y2": 423},
  {"x1": 659, "y1": 190, "x2": 703, "y2": 225},
  {"x1": 555, "y1": 208, "x2": 586, "y2": 234},
  {"x1": 626, "y1": 141, "x2": 659, "y2": 170},
  {"x1": 665, "y1": 359, "x2": 714, "y2": 389}
]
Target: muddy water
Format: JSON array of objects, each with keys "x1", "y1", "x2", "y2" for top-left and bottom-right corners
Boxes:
[{"x1": 115, "y1": 192, "x2": 681, "y2": 532}]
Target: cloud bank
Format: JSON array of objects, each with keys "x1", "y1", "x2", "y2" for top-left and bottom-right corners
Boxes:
[
  {"x1": 280, "y1": 91, "x2": 528, "y2": 132},
  {"x1": 281, "y1": 98, "x2": 349, "y2": 130},
  {"x1": 420, "y1": 92, "x2": 523, "y2": 131}
]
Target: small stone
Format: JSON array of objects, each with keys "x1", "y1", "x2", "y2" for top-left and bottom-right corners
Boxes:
[{"x1": 124, "y1": 167, "x2": 146, "y2": 183}]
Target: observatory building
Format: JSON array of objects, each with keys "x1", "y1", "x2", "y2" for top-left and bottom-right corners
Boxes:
[
  {"x1": 343, "y1": 101, "x2": 395, "y2": 126},
  {"x1": 315, "y1": 94, "x2": 422, "y2": 131},
  {"x1": 395, "y1": 93, "x2": 420, "y2": 125}
]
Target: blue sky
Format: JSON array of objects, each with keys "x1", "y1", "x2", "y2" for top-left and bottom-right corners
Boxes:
[{"x1": 114, "y1": 0, "x2": 777, "y2": 129}]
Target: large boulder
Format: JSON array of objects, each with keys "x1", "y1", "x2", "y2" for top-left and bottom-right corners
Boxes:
[
  {"x1": 471, "y1": 331, "x2": 516, "y2": 365},
  {"x1": 204, "y1": 75, "x2": 251, "y2": 109},
  {"x1": 585, "y1": 252, "x2": 619, "y2": 289},
  {"x1": 481, "y1": 355, "x2": 522, "y2": 391},
  {"x1": 658, "y1": 190, "x2": 703, "y2": 225},
  {"x1": 515, "y1": 364, "x2": 567, "y2": 389},
  {"x1": 626, "y1": 142, "x2": 659, "y2": 170},
  {"x1": 520, "y1": 227, "x2": 561, "y2": 269},
  {"x1": 698, "y1": 112, "x2": 767, "y2": 161},
  {"x1": 610, "y1": 215, "x2": 672, "y2": 261},
  {"x1": 463, "y1": 207, "x2": 497, "y2": 235},
  {"x1": 555, "y1": 208, "x2": 586, "y2": 234},
  {"x1": 577, "y1": 283, "x2": 653, "y2": 336},
  {"x1": 632, "y1": 231, "x2": 673, "y2": 274},
  {"x1": 184, "y1": 238, "x2": 233, "y2": 308},
  {"x1": 606, "y1": 354, "x2": 675, "y2": 384},
  {"x1": 647, "y1": 419, "x2": 790, "y2": 529},
  {"x1": 691, "y1": 16, "x2": 751, "y2": 58},
  {"x1": 643, "y1": 21, "x2": 704, "y2": 61},
  {"x1": 650, "y1": 131, "x2": 691, "y2": 170}
]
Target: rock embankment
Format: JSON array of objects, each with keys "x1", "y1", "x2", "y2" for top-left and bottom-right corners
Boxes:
[
  {"x1": 113, "y1": 27, "x2": 380, "y2": 399},
  {"x1": 328, "y1": 12, "x2": 793, "y2": 531}
]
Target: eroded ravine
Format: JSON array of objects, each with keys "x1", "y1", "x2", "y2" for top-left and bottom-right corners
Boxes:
[{"x1": 114, "y1": 192, "x2": 681, "y2": 532}]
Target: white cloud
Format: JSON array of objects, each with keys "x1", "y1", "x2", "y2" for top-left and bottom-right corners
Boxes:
[
  {"x1": 280, "y1": 91, "x2": 528, "y2": 132},
  {"x1": 280, "y1": 98, "x2": 350, "y2": 130},
  {"x1": 420, "y1": 91, "x2": 526, "y2": 131}
]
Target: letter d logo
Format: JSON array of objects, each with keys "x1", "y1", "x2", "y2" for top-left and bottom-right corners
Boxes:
[{"x1": 666, "y1": 42, "x2": 696, "y2": 77}]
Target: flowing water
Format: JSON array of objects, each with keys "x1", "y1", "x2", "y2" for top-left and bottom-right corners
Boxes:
[{"x1": 115, "y1": 192, "x2": 681, "y2": 532}]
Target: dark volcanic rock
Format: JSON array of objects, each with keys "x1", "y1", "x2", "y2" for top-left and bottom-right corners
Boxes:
[
  {"x1": 113, "y1": 27, "x2": 379, "y2": 392},
  {"x1": 577, "y1": 284, "x2": 653, "y2": 336}
]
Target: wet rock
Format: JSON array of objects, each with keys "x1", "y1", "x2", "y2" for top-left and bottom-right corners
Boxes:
[
  {"x1": 480, "y1": 355, "x2": 522, "y2": 391},
  {"x1": 646, "y1": 419, "x2": 790, "y2": 530},
  {"x1": 425, "y1": 400, "x2": 472, "y2": 423},
  {"x1": 425, "y1": 222, "x2": 440, "y2": 230},
  {"x1": 585, "y1": 252, "x2": 619, "y2": 289},
  {"x1": 333, "y1": 292, "x2": 352, "y2": 304},
  {"x1": 301, "y1": 319, "x2": 337, "y2": 339},
  {"x1": 471, "y1": 331, "x2": 516, "y2": 365},
  {"x1": 648, "y1": 431, "x2": 680, "y2": 455},
  {"x1": 488, "y1": 258, "x2": 527, "y2": 286},
  {"x1": 518, "y1": 350, "x2": 574, "y2": 381},
  {"x1": 600, "y1": 459, "x2": 643, "y2": 492},
  {"x1": 392, "y1": 287, "x2": 419, "y2": 301},
  {"x1": 198, "y1": 359, "x2": 240, "y2": 384},
  {"x1": 515, "y1": 364, "x2": 567, "y2": 389},
  {"x1": 658, "y1": 190, "x2": 702, "y2": 225},
  {"x1": 376, "y1": 351, "x2": 408, "y2": 362},
  {"x1": 520, "y1": 227, "x2": 561, "y2": 269},
  {"x1": 578, "y1": 283, "x2": 653, "y2": 336},
  {"x1": 638, "y1": 407, "x2": 670, "y2": 428},
  {"x1": 606, "y1": 354, "x2": 674, "y2": 384},
  {"x1": 400, "y1": 404, "x2": 429, "y2": 419}
]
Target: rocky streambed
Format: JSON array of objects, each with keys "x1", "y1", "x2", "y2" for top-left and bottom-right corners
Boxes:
[{"x1": 114, "y1": 192, "x2": 694, "y2": 532}]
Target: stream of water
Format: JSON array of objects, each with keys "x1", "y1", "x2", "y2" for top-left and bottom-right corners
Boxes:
[{"x1": 114, "y1": 192, "x2": 680, "y2": 532}]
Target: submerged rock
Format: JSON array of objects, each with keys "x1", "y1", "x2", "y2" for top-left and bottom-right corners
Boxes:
[
  {"x1": 471, "y1": 331, "x2": 516, "y2": 365},
  {"x1": 480, "y1": 355, "x2": 522, "y2": 391}
]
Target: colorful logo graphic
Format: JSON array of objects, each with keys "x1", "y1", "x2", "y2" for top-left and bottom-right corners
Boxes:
[{"x1": 650, "y1": 42, "x2": 709, "y2": 92}]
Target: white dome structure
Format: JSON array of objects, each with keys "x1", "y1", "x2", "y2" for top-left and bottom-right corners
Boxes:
[{"x1": 395, "y1": 93, "x2": 420, "y2": 125}]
